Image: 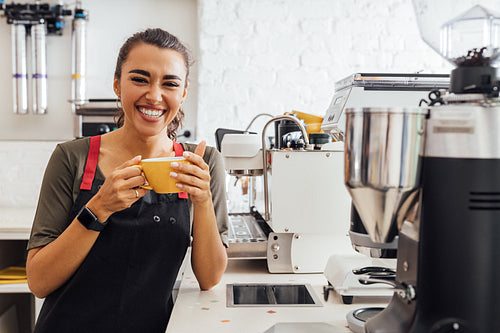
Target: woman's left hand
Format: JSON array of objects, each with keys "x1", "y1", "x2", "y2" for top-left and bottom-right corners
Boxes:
[{"x1": 171, "y1": 141, "x2": 211, "y2": 204}]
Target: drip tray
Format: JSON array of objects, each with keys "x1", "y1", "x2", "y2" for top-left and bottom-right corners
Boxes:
[{"x1": 226, "y1": 283, "x2": 323, "y2": 307}]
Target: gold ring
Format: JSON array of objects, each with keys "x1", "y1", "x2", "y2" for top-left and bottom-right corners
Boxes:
[{"x1": 135, "y1": 189, "x2": 139, "y2": 198}]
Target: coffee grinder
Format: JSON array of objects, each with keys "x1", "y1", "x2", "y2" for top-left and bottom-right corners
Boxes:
[
  {"x1": 345, "y1": 1, "x2": 500, "y2": 332},
  {"x1": 322, "y1": 73, "x2": 449, "y2": 309}
]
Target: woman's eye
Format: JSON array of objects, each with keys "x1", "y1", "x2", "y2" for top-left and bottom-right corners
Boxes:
[
  {"x1": 164, "y1": 82, "x2": 180, "y2": 87},
  {"x1": 131, "y1": 77, "x2": 148, "y2": 83}
]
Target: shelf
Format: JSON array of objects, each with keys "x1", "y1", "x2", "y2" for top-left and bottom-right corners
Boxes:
[
  {"x1": 0, "y1": 231, "x2": 31, "y2": 240},
  {"x1": 0, "y1": 282, "x2": 30, "y2": 294},
  {"x1": 0, "y1": 207, "x2": 38, "y2": 332}
]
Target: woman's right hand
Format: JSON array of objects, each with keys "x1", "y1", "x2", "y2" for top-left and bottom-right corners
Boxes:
[{"x1": 86, "y1": 155, "x2": 148, "y2": 222}]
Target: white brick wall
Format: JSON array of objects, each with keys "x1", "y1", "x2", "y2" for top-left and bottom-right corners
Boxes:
[
  {"x1": 1, "y1": 0, "x2": 453, "y2": 207},
  {"x1": 0, "y1": 141, "x2": 59, "y2": 208},
  {"x1": 196, "y1": 0, "x2": 451, "y2": 141}
]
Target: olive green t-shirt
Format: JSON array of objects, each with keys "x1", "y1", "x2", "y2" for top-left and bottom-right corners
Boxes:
[{"x1": 27, "y1": 137, "x2": 229, "y2": 250}]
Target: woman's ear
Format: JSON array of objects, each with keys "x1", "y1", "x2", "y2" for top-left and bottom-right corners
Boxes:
[
  {"x1": 182, "y1": 82, "x2": 189, "y2": 101},
  {"x1": 113, "y1": 79, "x2": 121, "y2": 98}
]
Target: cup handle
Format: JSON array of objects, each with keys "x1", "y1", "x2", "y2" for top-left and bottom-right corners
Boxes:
[{"x1": 132, "y1": 165, "x2": 153, "y2": 190}]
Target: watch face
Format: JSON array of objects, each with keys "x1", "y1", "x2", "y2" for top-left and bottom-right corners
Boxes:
[{"x1": 78, "y1": 206, "x2": 106, "y2": 231}]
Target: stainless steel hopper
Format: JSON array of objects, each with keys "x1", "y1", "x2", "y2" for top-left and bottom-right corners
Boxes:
[{"x1": 344, "y1": 107, "x2": 426, "y2": 243}]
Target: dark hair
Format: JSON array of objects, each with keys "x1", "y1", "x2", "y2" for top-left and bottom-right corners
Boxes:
[{"x1": 114, "y1": 28, "x2": 192, "y2": 140}]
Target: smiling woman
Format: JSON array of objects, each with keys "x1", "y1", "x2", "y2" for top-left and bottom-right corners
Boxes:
[
  {"x1": 115, "y1": 43, "x2": 188, "y2": 138},
  {"x1": 25, "y1": 28, "x2": 228, "y2": 333},
  {"x1": 113, "y1": 29, "x2": 193, "y2": 140}
]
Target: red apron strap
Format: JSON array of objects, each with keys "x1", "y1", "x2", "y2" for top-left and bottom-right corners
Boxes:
[
  {"x1": 173, "y1": 142, "x2": 188, "y2": 199},
  {"x1": 80, "y1": 136, "x2": 101, "y2": 190},
  {"x1": 173, "y1": 141, "x2": 183, "y2": 157}
]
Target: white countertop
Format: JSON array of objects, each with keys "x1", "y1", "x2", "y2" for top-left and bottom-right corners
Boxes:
[{"x1": 166, "y1": 254, "x2": 388, "y2": 333}]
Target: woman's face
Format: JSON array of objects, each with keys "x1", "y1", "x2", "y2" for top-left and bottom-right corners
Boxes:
[{"x1": 114, "y1": 42, "x2": 188, "y2": 138}]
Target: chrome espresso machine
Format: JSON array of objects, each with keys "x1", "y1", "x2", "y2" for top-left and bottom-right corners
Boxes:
[
  {"x1": 344, "y1": 1, "x2": 500, "y2": 332},
  {"x1": 219, "y1": 113, "x2": 353, "y2": 274}
]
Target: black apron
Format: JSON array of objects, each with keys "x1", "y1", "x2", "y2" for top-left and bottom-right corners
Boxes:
[{"x1": 34, "y1": 136, "x2": 190, "y2": 333}]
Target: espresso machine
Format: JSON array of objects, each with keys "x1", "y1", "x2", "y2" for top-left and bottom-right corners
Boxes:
[
  {"x1": 345, "y1": 1, "x2": 500, "y2": 332},
  {"x1": 219, "y1": 112, "x2": 353, "y2": 273}
]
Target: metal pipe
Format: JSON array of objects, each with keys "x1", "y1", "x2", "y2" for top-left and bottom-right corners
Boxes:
[
  {"x1": 32, "y1": 22, "x2": 47, "y2": 114},
  {"x1": 11, "y1": 24, "x2": 28, "y2": 114},
  {"x1": 261, "y1": 115, "x2": 310, "y2": 221},
  {"x1": 248, "y1": 175, "x2": 256, "y2": 209},
  {"x1": 244, "y1": 113, "x2": 274, "y2": 132}
]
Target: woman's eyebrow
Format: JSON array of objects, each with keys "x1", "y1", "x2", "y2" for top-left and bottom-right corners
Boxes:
[
  {"x1": 128, "y1": 70, "x2": 181, "y2": 81},
  {"x1": 163, "y1": 74, "x2": 182, "y2": 81},
  {"x1": 129, "y1": 69, "x2": 150, "y2": 77}
]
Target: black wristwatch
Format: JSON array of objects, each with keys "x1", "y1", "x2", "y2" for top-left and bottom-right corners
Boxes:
[{"x1": 77, "y1": 206, "x2": 107, "y2": 231}]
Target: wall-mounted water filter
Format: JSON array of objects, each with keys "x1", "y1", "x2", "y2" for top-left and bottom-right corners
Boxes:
[
  {"x1": 31, "y1": 22, "x2": 47, "y2": 114},
  {"x1": 71, "y1": 7, "x2": 88, "y2": 105},
  {"x1": 11, "y1": 23, "x2": 28, "y2": 114},
  {"x1": 1, "y1": 2, "x2": 73, "y2": 114}
]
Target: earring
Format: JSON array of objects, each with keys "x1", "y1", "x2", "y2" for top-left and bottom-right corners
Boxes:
[{"x1": 116, "y1": 99, "x2": 122, "y2": 110}]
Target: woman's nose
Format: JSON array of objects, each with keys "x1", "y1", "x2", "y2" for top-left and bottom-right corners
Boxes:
[{"x1": 145, "y1": 84, "x2": 162, "y2": 103}]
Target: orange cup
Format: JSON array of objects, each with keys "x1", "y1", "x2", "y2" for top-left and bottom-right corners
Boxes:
[{"x1": 135, "y1": 157, "x2": 189, "y2": 193}]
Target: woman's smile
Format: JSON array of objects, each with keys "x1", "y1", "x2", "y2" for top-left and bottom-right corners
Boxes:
[{"x1": 137, "y1": 106, "x2": 166, "y2": 120}]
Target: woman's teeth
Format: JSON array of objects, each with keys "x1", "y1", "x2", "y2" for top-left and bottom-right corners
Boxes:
[{"x1": 138, "y1": 107, "x2": 164, "y2": 118}]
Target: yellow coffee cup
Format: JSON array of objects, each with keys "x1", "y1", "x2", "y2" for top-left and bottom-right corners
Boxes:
[{"x1": 134, "y1": 156, "x2": 189, "y2": 193}]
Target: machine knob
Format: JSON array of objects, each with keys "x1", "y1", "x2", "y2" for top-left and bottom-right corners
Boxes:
[
  {"x1": 271, "y1": 243, "x2": 280, "y2": 252},
  {"x1": 97, "y1": 124, "x2": 111, "y2": 134}
]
